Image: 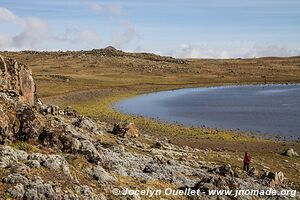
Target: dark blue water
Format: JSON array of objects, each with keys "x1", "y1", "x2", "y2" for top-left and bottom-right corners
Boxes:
[{"x1": 114, "y1": 84, "x2": 300, "y2": 139}]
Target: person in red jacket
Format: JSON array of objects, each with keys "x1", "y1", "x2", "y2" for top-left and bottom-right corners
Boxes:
[{"x1": 243, "y1": 152, "x2": 251, "y2": 172}]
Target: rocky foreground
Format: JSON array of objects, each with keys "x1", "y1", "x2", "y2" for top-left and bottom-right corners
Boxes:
[{"x1": 0, "y1": 55, "x2": 299, "y2": 199}]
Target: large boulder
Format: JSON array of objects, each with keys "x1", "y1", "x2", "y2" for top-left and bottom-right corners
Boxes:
[
  {"x1": 112, "y1": 121, "x2": 140, "y2": 138},
  {"x1": 0, "y1": 55, "x2": 46, "y2": 144},
  {"x1": 0, "y1": 55, "x2": 36, "y2": 106}
]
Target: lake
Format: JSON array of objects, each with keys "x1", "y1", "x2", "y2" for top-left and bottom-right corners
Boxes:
[{"x1": 114, "y1": 84, "x2": 300, "y2": 139}]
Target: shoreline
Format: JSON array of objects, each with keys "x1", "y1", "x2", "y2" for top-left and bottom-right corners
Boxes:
[
  {"x1": 112, "y1": 83, "x2": 300, "y2": 142},
  {"x1": 41, "y1": 81, "x2": 300, "y2": 154}
]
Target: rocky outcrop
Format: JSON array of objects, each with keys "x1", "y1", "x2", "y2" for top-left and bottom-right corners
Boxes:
[
  {"x1": 112, "y1": 121, "x2": 140, "y2": 138},
  {"x1": 0, "y1": 93, "x2": 45, "y2": 144},
  {"x1": 90, "y1": 46, "x2": 187, "y2": 64},
  {"x1": 0, "y1": 55, "x2": 36, "y2": 106}
]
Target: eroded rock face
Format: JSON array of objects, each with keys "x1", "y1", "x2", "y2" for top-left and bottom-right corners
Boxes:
[{"x1": 0, "y1": 55, "x2": 36, "y2": 106}]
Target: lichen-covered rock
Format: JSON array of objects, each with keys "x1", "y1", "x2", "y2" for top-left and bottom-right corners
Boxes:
[
  {"x1": 16, "y1": 105, "x2": 45, "y2": 141},
  {"x1": 0, "y1": 145, "x2": 28, "y2": 160},
  {"x1": 86, "y1": 166, "x2": 116, "y2": 184},
  {"x1": 10, "y1": 162, "x2": 30, "y2": 176},
  {"x1": 3, "y1": 173, "x2": 29, "y2": 185},
  {"x1": 74, "y1": 185, "x2": 106, "y2": 200},
  {"x1": 0, "y1": 94, "x2": 20, "y2": 144},
  {"x1": 112, "y1": 121, "x2": 140, "y2": 138},
  {"x1": 7, "y1": 183, "x2": 25, "y2": 199},
  {"x1": 0, "y1": 55, "x2": 36, "y2": 106},
  {"x1": 0, "y1": 146, "x2": 28, "y2": 168},
  {"x1": 29, "y1": 153, "x2": 73, "y2": 178},
  {"x1": 0, "y1": 97, "x2": 46, "y2": 145},
  {"x1": 26, "y1": 160, "x2": 41, "y2": 168},
  {"x1": 79, "y1": 140, "x2": 103, "y2": 164}
]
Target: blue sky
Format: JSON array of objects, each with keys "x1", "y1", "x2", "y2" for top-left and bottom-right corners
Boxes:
[{"x1": 0, "y1": 0, "x2": 300, "y2": 58}]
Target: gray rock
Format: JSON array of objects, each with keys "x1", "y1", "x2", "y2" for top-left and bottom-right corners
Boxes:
[
  {"x1": 0, "y1": 146, "x2": 28, "y2": 169},
  {"x1": 43, "y1": 154, "x2": 65, "y2": 169},
  {"x1": 29, "y1": 153, "x2": 47, "y2": 163},
  {"x1": 79, "y1": 140, "x2": 102, "y2": 164},
  {"x1": 73, "y1": 116, "x2": 102, "y2": 135},
  {"x1": 35, "y1": 183, "x2": 56, "y2": 200},
  {"x1": 24, "y1": 189, "x2": 39, "y2": 200},
  {"x1": 171, "y1": 174, "x2": 200, "y2": 187},
  {"x1": 7, "y1": 183, "x2": 25, "y2": 199},
  {"x1": 26, "y1": 176, "x2": 56, "y2": 200},
  {"x1": 142, "y1": 158, "x2": 173, "y2": 181},
  {"x1": 71, "y1": 138, "x2": 82, "y2": 151},
  {"x1": 74, "y1": 185, "x2": 106, "y2": 200},
  {"x1": 27, "y1": 160, "x2": 41, "y2": 168},
  {"x1": 0, "y1": 145, "x2": 28, "y2": 161},
  {"x1": 42, "y1": 154, "x2": 71, "y2": 177},
  {"x1": 86, "y1": 166, "x2": 116, "y2": 184},
  {"x1": 10, "y1": 162, "x2": 30, "y2": 175},
  {"x1": 0, "y1": 156, "x2": 12, "y2": 168},
  {"x1": 3, "y1": 173, "x2": 29, "y2": 185}
]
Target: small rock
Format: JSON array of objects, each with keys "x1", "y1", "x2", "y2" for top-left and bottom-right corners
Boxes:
[{"x1": 281, "y1": 148, "x2": 299, "y2": 157}]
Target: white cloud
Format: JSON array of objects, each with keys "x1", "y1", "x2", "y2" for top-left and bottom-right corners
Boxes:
[
  {"x1": 12, "y1": 18, "x2": 52, "y2": 49},
  {"x1": 87, "y1": 2, "x2": 123, "y2": 16},
  {"x1": 0, "y1": 7, "x2": 52, "y2": 50},
  {"x1": 168, "y1": 43, "x2": 300, "y2": 58},
  {"x1": 0, "y1": 6, "x2": 102, "y2": 50},
  {"x1": 0, "y1": 7, "x2": 21, "y2": 24},
  {"x1": 75, "y1": 30, "x2": 101, "y2": 47}
]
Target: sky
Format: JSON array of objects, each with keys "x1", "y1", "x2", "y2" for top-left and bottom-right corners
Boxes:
[{"x1": 0, "y1": 0, "x2": 300, "y2": 58}]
